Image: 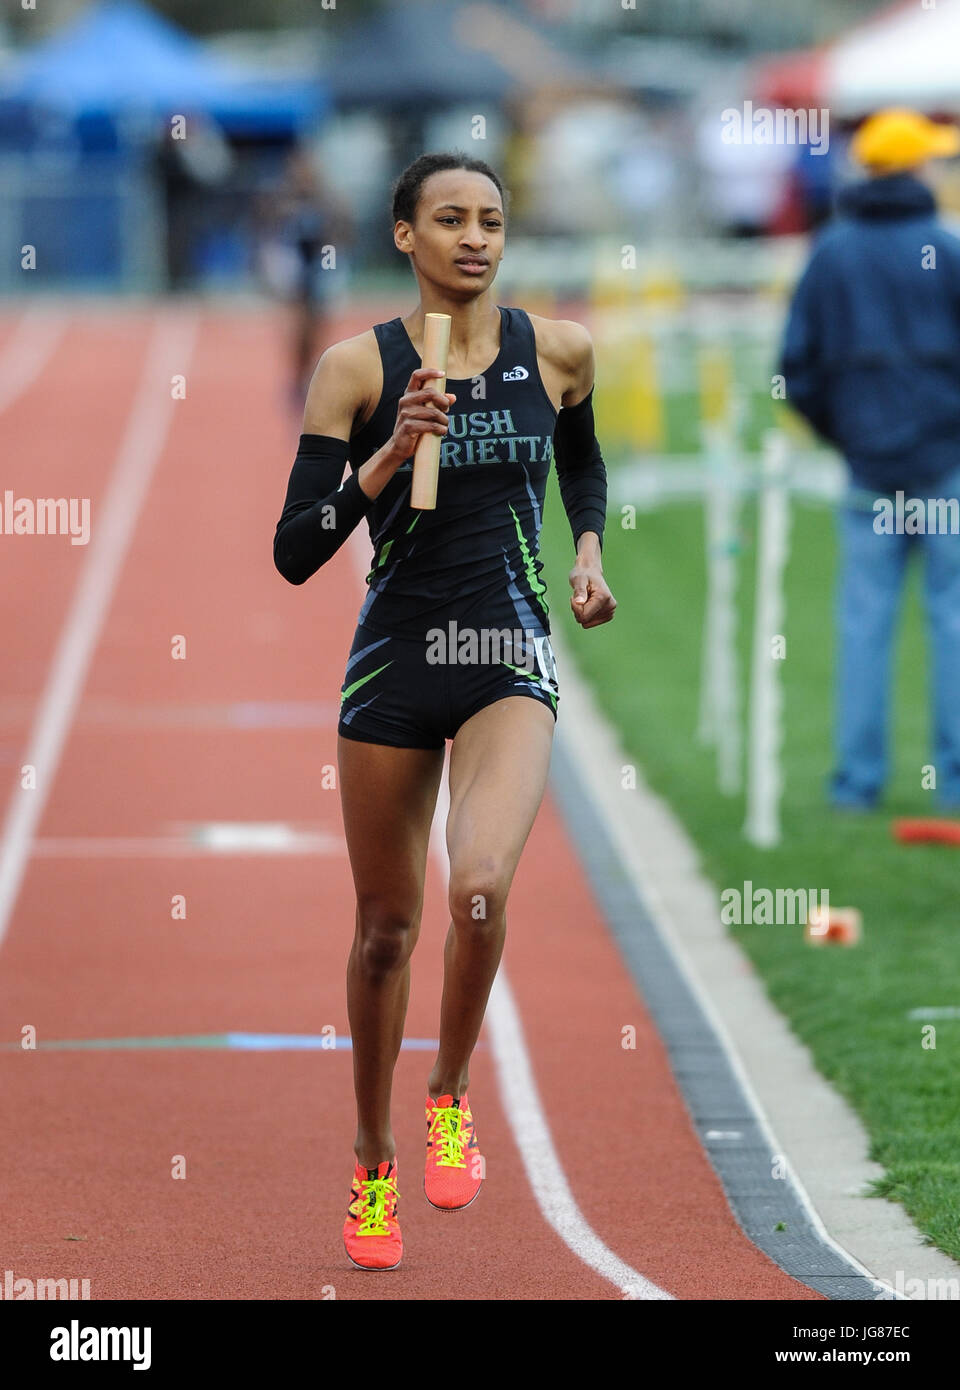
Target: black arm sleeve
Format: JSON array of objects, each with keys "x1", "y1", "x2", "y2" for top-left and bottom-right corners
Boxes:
[
  {"x1": 273, "y1": 434, "x2": 374, "y2": 586},
  {"x1": 552, "y1": 387, "x2": 607, "y2": 554}
]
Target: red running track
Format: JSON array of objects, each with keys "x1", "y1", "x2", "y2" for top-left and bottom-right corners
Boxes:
[{"x1": 0, "y1": 303, "x2": 822, "y2": 1301}]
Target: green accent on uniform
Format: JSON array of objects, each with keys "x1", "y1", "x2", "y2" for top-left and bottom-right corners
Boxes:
[
  {"x1": 499, "y1": 660, "x2": 558, "y2": 712},
  {"x1": 365, "y1": 537, "x2": 398, "y2": 584},
  {"x1": 508, "y1": 502, "x2": 549, "y2": 619},
  {"x1": 366, "y1": 520, "x2": 416, "y2": 583},
  {"x1": 340, "y1": 661, "x2": 393, "y2": 707}
]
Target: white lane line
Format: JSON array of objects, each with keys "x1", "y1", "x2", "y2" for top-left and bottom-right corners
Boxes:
[
  {"x1": 0, "y1": 305, "x2": 68, "y2": 416},
  {"x1": 0, "y1": 309, "x2": 200, "y2": 950},
  {"x1": 342, "y1": 526, "x2": 671, "y2": 1300},
  {"x1": 428, "y1": 770, "x2": 672, "y2": 1301}
]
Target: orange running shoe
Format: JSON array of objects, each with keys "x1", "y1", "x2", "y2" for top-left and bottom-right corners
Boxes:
[
  {"x1": 424, "y1": 1093, "x2": 483, "y2": 1211},
  {"x1": 343, "y1": 1158, "x2": 402, "y2": 1270}
]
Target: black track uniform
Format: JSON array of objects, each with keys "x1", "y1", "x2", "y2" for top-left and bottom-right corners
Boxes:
[{"x1": 339, "y1": 305, "x2": 561, "y2": 749}]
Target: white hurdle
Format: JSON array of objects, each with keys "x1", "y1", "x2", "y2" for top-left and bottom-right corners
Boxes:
[
  {"x1": 743, "y1": 429, "x2": 791, "y2": 848},
  {"x1": 697, "y1": 395, "x2": 744, "y2": 796}
]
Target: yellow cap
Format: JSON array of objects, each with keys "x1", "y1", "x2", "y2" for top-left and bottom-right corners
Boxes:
[{"x1": 851, "y1": 108, "x2": 960, "y2": 173}]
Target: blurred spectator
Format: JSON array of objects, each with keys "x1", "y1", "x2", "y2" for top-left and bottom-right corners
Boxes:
[
  {"x1": 156, "y1": 111, "x2": 234, "y2": 290},
  {"x1": 695, "y1": 106, "x2": 795, "y2": 237},
  {"x1": 520, "y1": 95, "x2": 640, "y2": 236},
  {"x1": 792, "y1": 136, "x2": 836, "y2": 230},
  {"x1": 768, "y1": 136, "x2": 839, "y2": 235},
  {"x1": 779, "y1": 108, "x2": 960, "y2": 810},
  {"x1": 612, "y1": 107, "x2": 679, "y2": 239},
  {"x1": 255, "y1": 144, "x2": 353, "y2": 407}
]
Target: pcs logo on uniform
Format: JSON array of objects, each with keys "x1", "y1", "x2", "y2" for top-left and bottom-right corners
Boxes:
[{"x1": 502, "y1": 366, "x2": 529, "y2": 382}]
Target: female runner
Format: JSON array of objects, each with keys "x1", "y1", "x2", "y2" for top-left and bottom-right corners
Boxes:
[{"x1": 273, "y1": 152, "x2": 616, "y2": 1270}]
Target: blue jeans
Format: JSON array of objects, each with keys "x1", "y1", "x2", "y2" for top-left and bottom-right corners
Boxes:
[{"x1": 832, "y1": 469, "x2": 960, "y2": 807}]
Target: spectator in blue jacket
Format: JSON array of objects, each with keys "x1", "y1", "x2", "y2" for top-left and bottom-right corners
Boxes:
[{"x1": 780, "y1": 108, "x2": 960, "y2": 810}]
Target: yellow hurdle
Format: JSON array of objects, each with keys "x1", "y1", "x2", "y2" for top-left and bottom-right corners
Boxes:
[{"x1": 698, "y1": 340, "x2": 731, "y2": 429}]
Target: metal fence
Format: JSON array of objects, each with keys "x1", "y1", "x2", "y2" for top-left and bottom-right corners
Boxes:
[{"x1": 0, "y1": 152, "x2": 168, "y2": 294}]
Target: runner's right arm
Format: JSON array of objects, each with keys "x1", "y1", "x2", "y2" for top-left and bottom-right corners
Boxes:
[{"x1": 273, "y1": 340, "x2": 455, "y2": 586}]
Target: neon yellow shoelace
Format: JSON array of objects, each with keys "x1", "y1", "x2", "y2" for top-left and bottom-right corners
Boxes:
[
  {"x1": 356, "y1": 1174, "x2": 398, "y2": 1236},
  {"x1": 428, "y1": 1105, "x2": 467, "y2": 1168}
]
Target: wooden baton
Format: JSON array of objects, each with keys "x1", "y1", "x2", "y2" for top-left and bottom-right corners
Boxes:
[{"x1": 410, "y1": 312, "x2": 451, "y2": 510}]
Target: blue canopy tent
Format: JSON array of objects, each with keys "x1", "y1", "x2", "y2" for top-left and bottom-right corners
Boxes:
[
  {"x1": 1, "y1": 0, "x2": 327, "y2": 137},
  {"x1": 0, "y1": 0, "x2": 329, "y2": 290}
]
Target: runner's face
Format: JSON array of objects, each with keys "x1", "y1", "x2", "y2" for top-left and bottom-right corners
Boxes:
[{"x1": 398, "y1": 170, "x2": 505, "y2": 293}]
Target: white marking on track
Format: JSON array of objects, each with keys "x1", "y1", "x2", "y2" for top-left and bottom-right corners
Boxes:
[
  {"x1": 344, "y1": 528, "x2": 671, "y2": 1300},
  {"x1": 0, "y1": 310, "x2": 200, "y2": 949},
  {"x1": 31, "y1": 824, "x2": 342, "y2": 857},
  {"x1": 429, "y1": 772, "x2": 672, "y2": 1301},
  {"x1": 0, "y1": 305, "x2": 68, "y2": 416},
  {"x1": 186, "y1": 821, "x2": 338, "y2": 852}
]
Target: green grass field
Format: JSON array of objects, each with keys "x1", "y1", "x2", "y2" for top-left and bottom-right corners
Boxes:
[{"x1": 540, "y1": 462, "x2": 960, "y2": 1261}]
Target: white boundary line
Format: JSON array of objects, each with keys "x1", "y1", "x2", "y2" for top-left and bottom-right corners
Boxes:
[
  {"x1": 613, "y1": 834, "x2": 898, "y2": 1295},
  {"x1": 0, "y1": 309, "x2": 200, "y2": 950},
  {"x1": 0, "y1": 304, "x2": 68, "y2": 417},
  {"x1": 550, "y1": 619, "x2": 960, "y2": 1301},
  {"x1": 344, "y1": 527, "x2": 671, "y2": 1300}
]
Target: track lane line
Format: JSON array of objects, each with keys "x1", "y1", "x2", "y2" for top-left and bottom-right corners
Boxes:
[
  {"x1": 0, "y1": 308, "x2": 200, "y2": 951},
  {"x1": 0, "y1": 304, "x2": 69, "y2": 416},
  {"x1": 431, "y1": 771, "x2": 673, "y2": 1301},
  {"x1": 344, "y1": 526, "x2": 671, "y2": 1300}
]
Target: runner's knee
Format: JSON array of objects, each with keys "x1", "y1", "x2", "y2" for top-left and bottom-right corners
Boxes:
[
  {"x1": 448, "y1": 857, "x2": 509, "y2": 927},
  {"x1": 355, "y1": 898, "x2": 420, "y2": 977}
]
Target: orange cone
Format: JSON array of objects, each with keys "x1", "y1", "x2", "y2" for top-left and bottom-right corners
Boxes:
[{"x1": 805, "y1": 906, "x2": 862, "y2": 946}]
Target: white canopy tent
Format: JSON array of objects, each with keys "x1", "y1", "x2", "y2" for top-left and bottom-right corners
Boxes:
[
  {"x1": 755, "y1": 0, "x2": 960, "y2": 116},
  {"x1": 827, "y1": 0, "x2": 960, "y2": 114}
]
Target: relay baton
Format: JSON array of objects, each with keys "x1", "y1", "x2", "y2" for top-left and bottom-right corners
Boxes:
[{"x1": 410, "y1": 312, "x2": 451, "y2": 510}]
